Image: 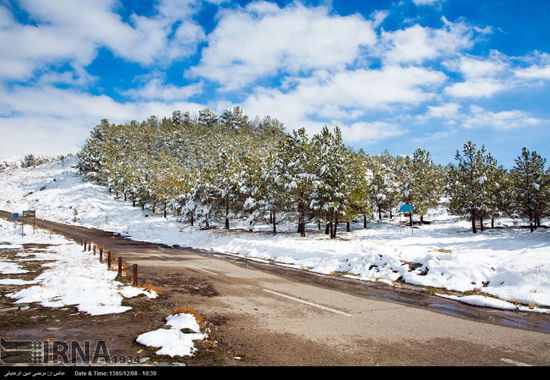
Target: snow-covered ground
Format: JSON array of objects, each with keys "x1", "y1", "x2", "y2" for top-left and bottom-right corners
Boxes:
[
  {"x1": 1, "y1": 157, "x2": 549, "y2": 313},
  {"x1": 0, "y1": 215, "x2": 207, "y2": 358},
  {"x1": 136, "y1": 313, "x2": 208, "y2": 357},
  {"x1": 0, "y1": 217, "x2": 156, "y2": 315}
]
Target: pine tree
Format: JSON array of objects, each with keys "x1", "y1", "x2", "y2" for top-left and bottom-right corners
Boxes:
[
  {"x1": 511, "y1": 147, "x2": 548, "y2": 232},
  {"x1": 311, "y1": 126, "x2": 350, "y2": 238},
  {"x1": 446, "y1": 141, "x2": 497, "y2": 233},
  {"x1": 347, "y1": 149, "x2": 372, "y2": 229},
  {"x1": 400, "y1": 148, "x2": 443, "y2": 226},
  {"x1": 276, "y1": 128, "x2": 317, "y2": 237}
]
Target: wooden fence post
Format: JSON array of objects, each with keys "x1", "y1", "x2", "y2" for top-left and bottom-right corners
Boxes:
[
  {"x1": 118, "y1": 257, "x2": 122, "y2": 278},
  {"x1": 99, "y1": 248, "x2": 103, "y2": 262},
  {"x1": 107, "y1": 251, "x2": 112, "y2": 270},
  {"x1": 132, "y1": 264, "x2": 138, "y2": 287}
]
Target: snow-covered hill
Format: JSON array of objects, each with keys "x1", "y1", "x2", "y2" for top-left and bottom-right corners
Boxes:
[{"x1": 1, "y1": 156, "x2": 549, "y2": 313}]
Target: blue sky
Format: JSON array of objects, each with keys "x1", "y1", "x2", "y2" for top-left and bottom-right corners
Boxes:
[{"x1": 1, "y1": 0, "x2": 550, "y2": 168}]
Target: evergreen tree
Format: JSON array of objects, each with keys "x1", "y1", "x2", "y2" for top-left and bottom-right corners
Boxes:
[
  {"x1": 400, "y1": 148, "x2": 443, "y2": 225},
  {"x1": 276, "y1": 128, "x2": 317, "y2": 237},
  {"x1": 446, "y1": 141, "x2": 497, "y2": 233},
  {"x1": 511, "y1": 147, "x2": 548, "y2": 232}
]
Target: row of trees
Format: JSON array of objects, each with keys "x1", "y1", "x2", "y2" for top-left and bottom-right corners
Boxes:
[
  {"x1": 76, "y1": 108, "x2": 550, "y2": 235},
  {"x1": 448, "y1": 142, "x2": 549, "y2": 233}
]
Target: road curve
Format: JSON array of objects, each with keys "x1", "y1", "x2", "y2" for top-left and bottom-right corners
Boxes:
[{"x1": 1, "y1": 210, "x2": 550, "y2": 366}]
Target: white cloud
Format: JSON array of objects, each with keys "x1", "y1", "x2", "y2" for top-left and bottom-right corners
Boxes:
[
  {"x1": 339, "y1": 121, "x2": 407, "y2": 143},
  {"x1": 0, "y1": 83, "x2": 206, "y2": 157},
  {"x1": 443, "y1": 53, "x2": 509, "y2": 98},
  {"x1": 190, "y1": 2, "x2": 377, "y2": 89},
  {"x1": 425, "y1": 102, "x2": 461, "y2": 118},
  {"x1": 412, "y1": 0, "x2": 445, "y2": 6},
  {"x1": 121, "y1": 73, "x2": 203, "y2": 102},
  {"x1": 243, "y1": 66, "x2": 445, "y2": 135},
  {"x1": 462, "y1": 105, "x2": 545, "y2": 130},
  {"x1": 244, "y1": 65, "x2": 445, "y2": 111},
  {"x1": 377, "y1": 17, "x2": 477, "y2": 65},
  {"x1": 515, "y1": 65, "x2": 550, "y2": 80},
  {"x1": 445, "y1": 79, "x2": 505, "y2": 98},
  {"x1": 0, "y1": 0, "x2": 205, "y2": 81}
]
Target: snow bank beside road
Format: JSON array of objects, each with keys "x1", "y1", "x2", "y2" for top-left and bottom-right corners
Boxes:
[{"x1": 0, "y1": 217, "x2": 155, "y2": 315}]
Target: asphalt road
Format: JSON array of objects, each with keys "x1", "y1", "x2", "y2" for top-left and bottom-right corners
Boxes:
[{"x1": 2, "y1": 210, "x2": 550, "y2": 366}]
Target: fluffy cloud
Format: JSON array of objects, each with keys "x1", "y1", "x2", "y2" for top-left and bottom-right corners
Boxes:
[
  {"x1": 443, "y1": 53, "x2": 509, "y2": 98},
  {"x1": 339, "y1": 121, "x2": 407, "y2": 143},
  {"x1": 462, "y1": 105, "x2": 544, "y2": 130},
  {"x1": 121, "y1": 73, "x2": 203, "y2": 102},
  {"x1": 377, "y1": 17, "x2": 476, "y2": 65},
  {"x1": 412, "y1": 0, "x2": 445, "y2": 6},
  {"x1": 0, "y1": 0, "x2": 205, "y2": 81},
  {"x1": 514, "y1": 53, "x2": 550, "y2": 80},
  {"x1": 190, "y1": 2, "x2": 378, "y2": 89},
  {"x1": 243, "y1": 66, "x2": 446, "y2": 131},
  {"x1": 0, "y1": 83, "x2": 206, "y2": 157}
]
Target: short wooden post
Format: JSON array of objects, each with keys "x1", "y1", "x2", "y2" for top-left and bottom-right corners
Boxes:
[
  {"x1": 93, "y1": 245, "x2": 96, "y2": 255},
  {"x1": 117, "y1": 257, "x2": 122, "y2": 278},
  {"x1": 132, "y1": 264, "x2": 138, "y2": 287},
  {"x1": 99, "y1": 248, "x2": 103, "y2": 262},
  {"x1": 83, "y1": 241, "x2": 87, "y2": 251},
  {"x1": 87, "y1": 243, "x2": 91, "y2": 252},
  {"x1": 107, "y1": 251, "x2": 112, "y2": 270}
]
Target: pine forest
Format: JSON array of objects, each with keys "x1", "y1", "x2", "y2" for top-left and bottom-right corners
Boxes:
[{"x1": 76, "y1": 107, "x2": 550, "y2": 236}]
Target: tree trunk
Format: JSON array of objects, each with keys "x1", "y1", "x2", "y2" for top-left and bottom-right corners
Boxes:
[
  {"x1": 163, "y1": 202, "x2": 167, "y2": 218},
  {"x1": 325, "y1": 223, "x2": 330, "y2": 235},
  {"x1": 272, "y1": 212, "x2": 277, "y2": 235},
  {"x1": 409, "y1": 212, "x2": 413, "y2": 227},
  {"x1": 300, "y1": 222, "x2": 306, "y2": 237},
  {"x1": 363, "y1": 214, "x2": 367, "y2": 229},
  {"x1": 471, "y1": 213, "x2": 477, "y2": 234},
  {"x1": 190, "y1": 214, "x2": 194, "y2": 226},
  {"x1": 480, "y1": 217, "x2": 484, "y2": 232},
  {"x1": 346, "y1": 222, "x2": 350, "y2": 232},
  {"x1": 298, "y1": 207, "x2": 306, "y2": 237},
  {"x1": 491, "y1": 217, "x2": 495, "y2": 229}
]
